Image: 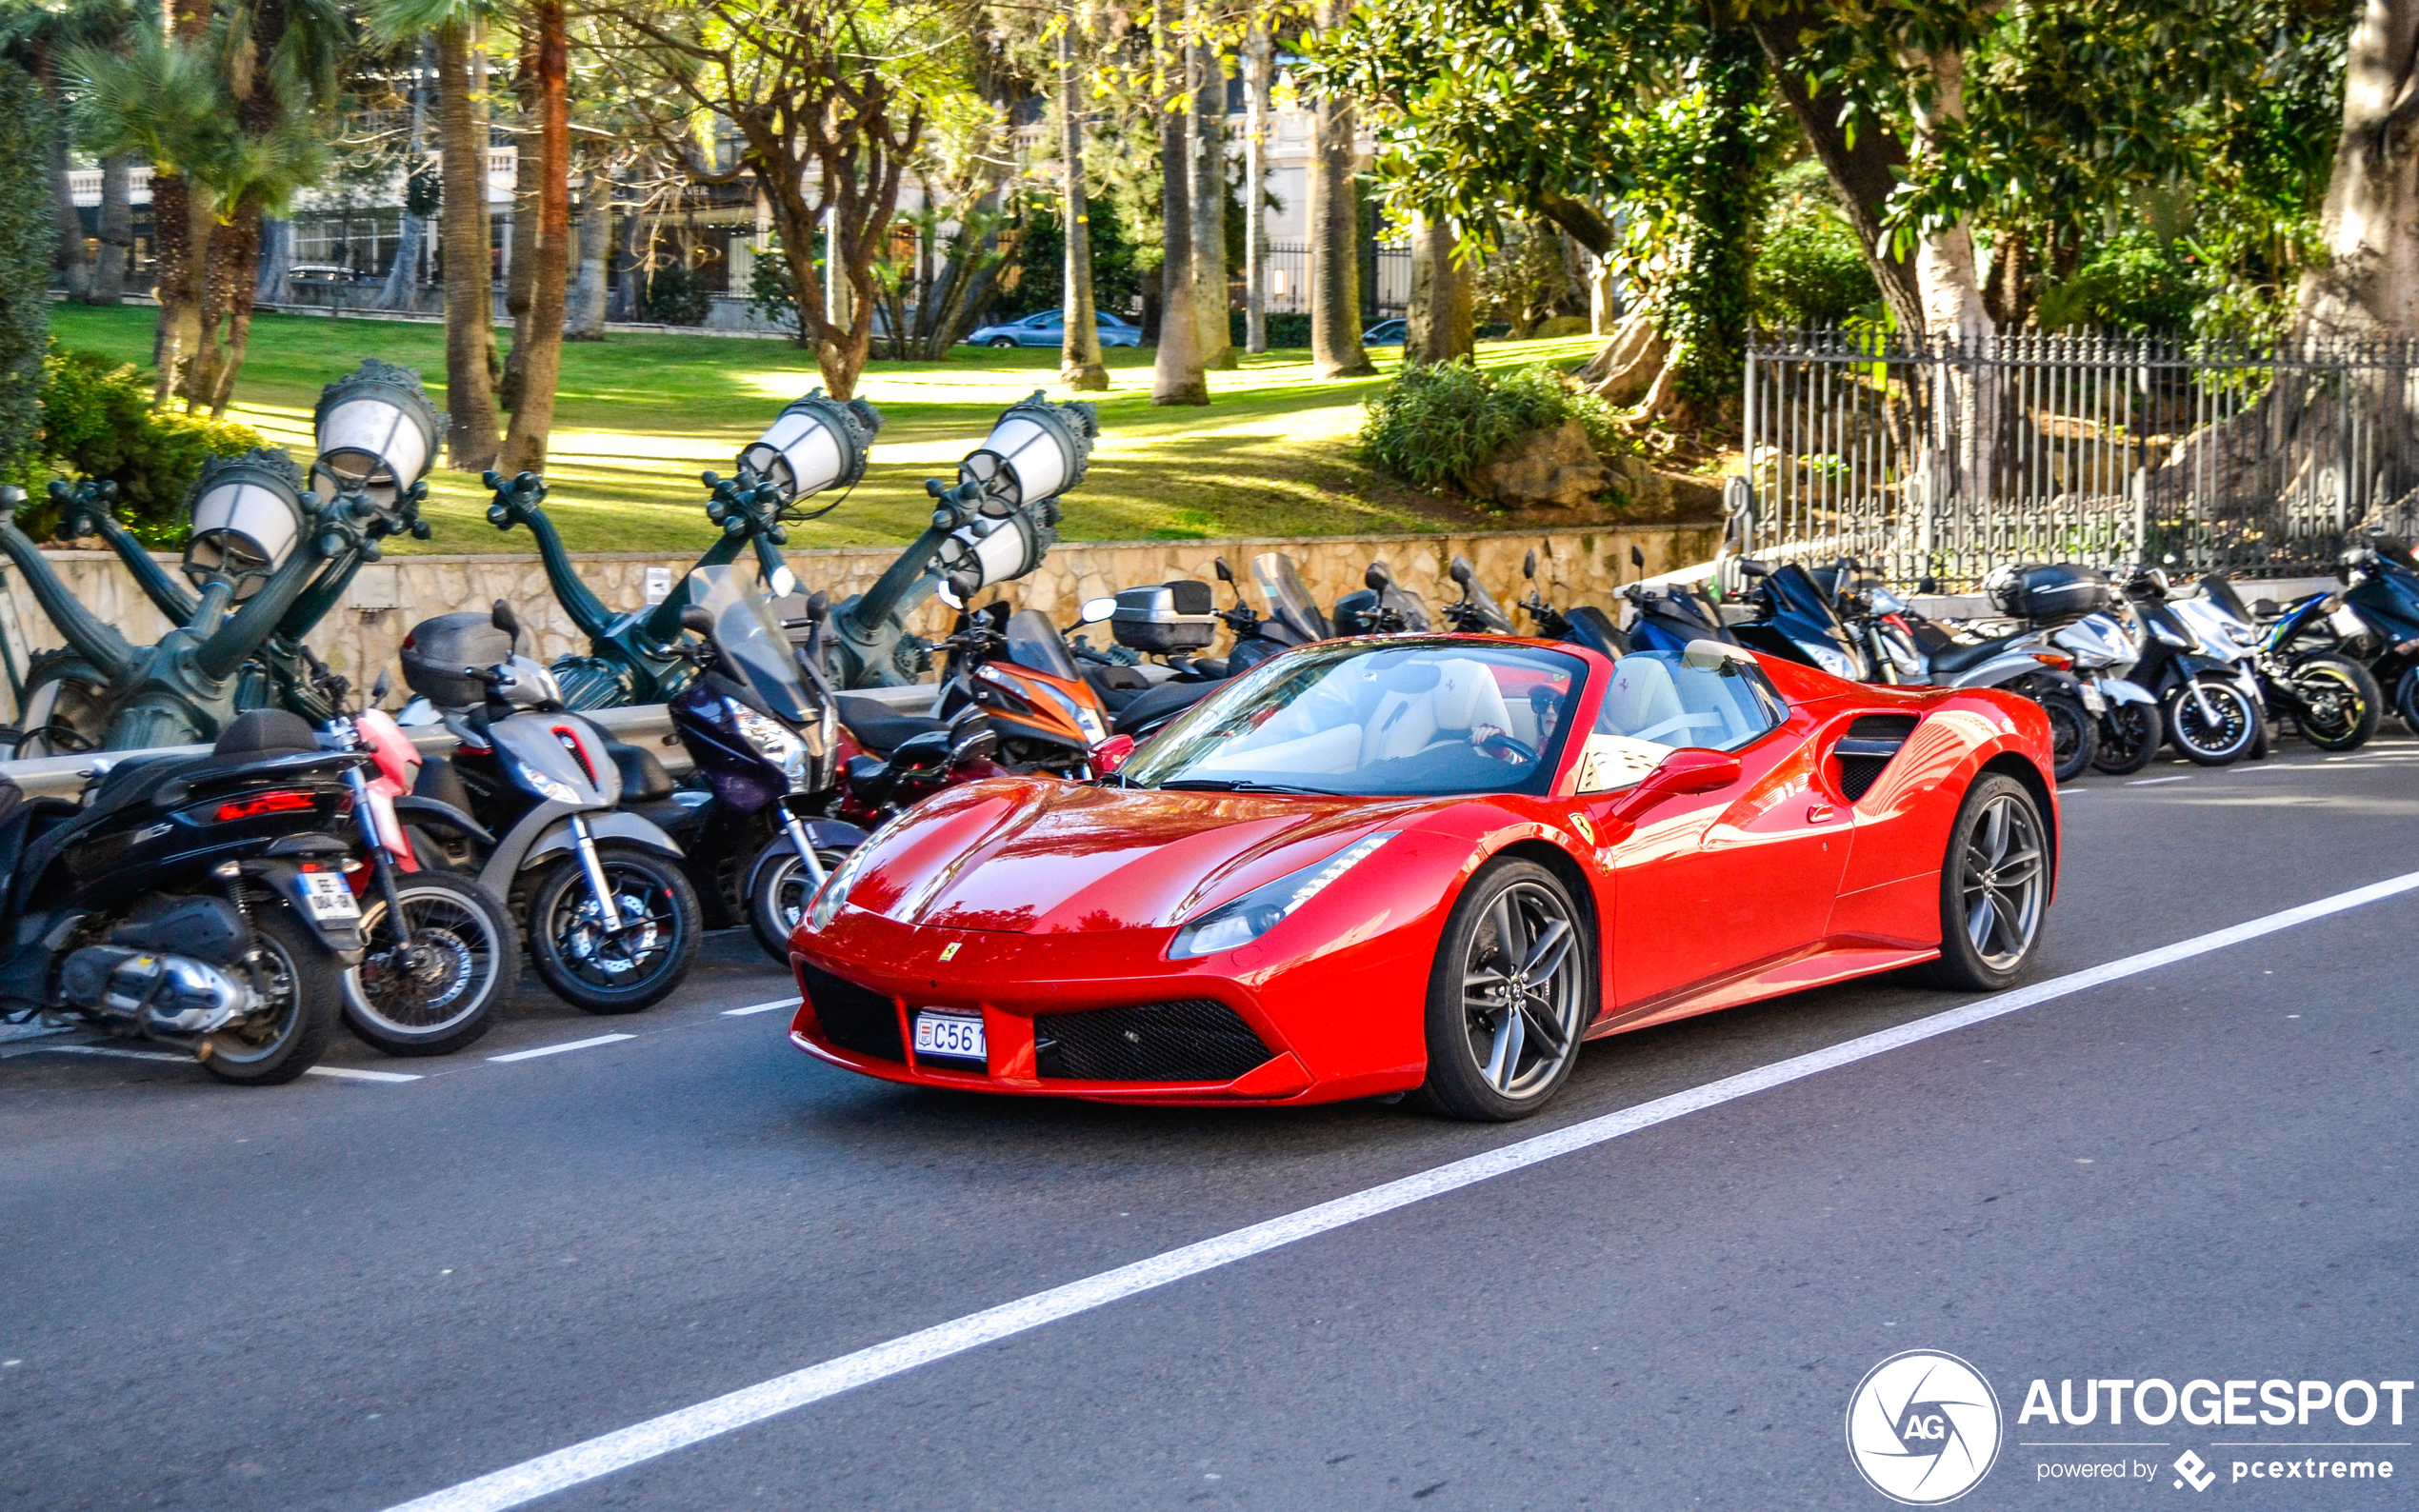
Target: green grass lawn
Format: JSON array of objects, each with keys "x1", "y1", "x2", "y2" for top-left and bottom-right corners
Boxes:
[{"x1": 48, "y1": 305, "x2": 1602, "y2": 556}]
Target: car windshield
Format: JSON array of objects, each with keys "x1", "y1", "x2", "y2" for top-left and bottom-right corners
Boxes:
[
  {"x1": 1120, "y1": 641, "x2": 1586, "y2": 797},
  {"x1": 688, "y1": 564, "x2": 815, "y2": 724}
]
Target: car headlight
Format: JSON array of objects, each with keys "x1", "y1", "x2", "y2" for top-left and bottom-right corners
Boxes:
[
  {"x1": 804, "y1": 810, "x2": 913, "y2": 933},
  {"x1": 732, "y1": 703, "x2": 810, "y2": 786},
  {"x1": 1169, "y1": 831, "x2": 1396, "y2": 960},
  {"x1": 514, "y1": 759, "x2": 581, "y2": 806},
  {"x1": 1806, "y1": 643, "x2": 1856, "y2": 680}
]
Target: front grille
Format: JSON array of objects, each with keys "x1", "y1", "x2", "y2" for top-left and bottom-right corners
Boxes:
[
  {"x1": 1035, "y1": 1000, "x2": 1272, "y2": 1083},
  {"x1": 801, "y1": 964, "x2": 904, "y2": 1062},
  {"x1": 1834, "y1": 714, "x2": 1919, "y2": 801}
]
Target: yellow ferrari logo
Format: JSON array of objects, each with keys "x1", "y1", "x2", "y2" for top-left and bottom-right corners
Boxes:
[
  {"x1": 938, "y1": 943, "x2": 961, "y2": 962},
  {"x1": 1569, "y1": 813, "x2": 1596, "y2": 845}
]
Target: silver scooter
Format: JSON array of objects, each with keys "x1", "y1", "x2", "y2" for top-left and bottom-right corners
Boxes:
[
  {"x1": 2038, "y1": 611, "x2": 2164, "y2": 775},
  {"x1": 1842, "y1": 584, "x2": 2103, "y2": 782}
]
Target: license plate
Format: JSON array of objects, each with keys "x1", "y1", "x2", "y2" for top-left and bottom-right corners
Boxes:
[
  {"x1": 2080, "y1": 685, "x2": 2108, "y2": 715},
  {"x1": 912, "y1": 1010, "x2": 986, "y2": 1064},
  {"x1": 297, "y1": 871, "x2": 361, "y2": 922}
]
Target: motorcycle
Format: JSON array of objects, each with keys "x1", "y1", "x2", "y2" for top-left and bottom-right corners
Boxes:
[
  {"x1": 1513, "y1": 548, "x2": 1629, "y2": 655},
  {"x1": 1615, "y1": 575, "x2": 1737, "y2": 654},
  {"x1": 2114, "y1": 567, "x2": 2264, "y2": 766},
  {"x1": 1731, "y1": 559, "x2": 1873, "y2": 682},
  {"x1": 2040, "y1": 612, "x2": 2165, "y2": 776},
  {"x1": 0, "y1": 709, "x2": 367, "y2": 1084},
  {"x1": 2323, "y1": 529, "x2": 2419, "y2": 734},
  {"x1": 306, "y1": 654, "x2": 520, "y2": 1056},
  {"x1": 401, "y1": 602, "x2": 704, "y2": 1013},
  {"x1": 2193, "y1": 573, "x2": 2378, "y2": 752},
  {"x1": 1440, "y1": 555, "x2": 1516, "y2": 634},
  {"x1": 1332, "y1": 560, "x2": 1433, "y2": 635}
]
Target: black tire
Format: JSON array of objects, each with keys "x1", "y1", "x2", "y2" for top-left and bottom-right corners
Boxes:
[
  {"x1": 2396, "y1": 668, "x2": 2419, "y2": 738},
  {"x1": 988, "y1": 336, "x2": 1017, "y2": 348},
  {"x1": 1917, "y1": 774, "x2": 2049, "y2": 992},
  {"x1": 343, "y1": 870, "x2": 519, "y2": 1056},
  {"x1": 2288, "y1": 653, "x2": 2381, "y2": 751},
  {"x1": 527, "y1": 842, "x2": 700, "y2": 1013},
  {"x1": 2089, "y1": 698, "x2": 2162, "y2": 775},
  {"x1": 2036, "y1": 691, "x2": 2097, "y2": 783},
  {"x1": 743, "y1": 836, "x2": 851, "y2": 966},
  {"x1": 200, "y1": 905, "x2": 344, "y2": 1085},
  {"x1": 1411, "y1": 859, "x2": 1592, "y2": 1122},
  {"x1": 2167, "y1": 676, "x2": 2258, "y2": 766}
]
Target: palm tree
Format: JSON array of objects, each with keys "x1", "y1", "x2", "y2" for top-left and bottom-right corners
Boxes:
[
  {"x1": 1056, "y1": 10, "x2": 1107, "y2": 390},
  {"x1": 1190, "y1": 35, "x2": 1232, "y2": 369},
  {"x1": 1150, "y1": 0, "x2": 1209, "y2": 405},
  {"x1": 500, "y1": 0, "x2": 568, "y2": 471},
  {"x1": 369, "y1": 0, "x2": 502, "y2": 470},
  {"x1": 1306, "y1": 0, "x2": 1370, "y2": 378}
]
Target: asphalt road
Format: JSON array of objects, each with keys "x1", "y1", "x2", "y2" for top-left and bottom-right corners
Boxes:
[{"x1": 5, "y1": 737, "x2": 2418, "y2": 1511}]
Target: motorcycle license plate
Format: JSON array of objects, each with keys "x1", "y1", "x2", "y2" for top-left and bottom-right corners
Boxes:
[
  {"x1": 296, "y1": 871, "x2": 361, "y2": 922},
  {"x1": 2080, "y1": 685, "x2": 2108, "y2": 715},
  {"x1": 912, "y1": 1010, "x2": 986, "y2": 1065}
]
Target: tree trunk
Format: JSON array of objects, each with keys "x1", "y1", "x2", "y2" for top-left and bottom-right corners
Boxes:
[
  {"x1": 1580, "y1": 308, "x2": 1668, "y2": 405},
  {"x1": 256, "y1": 216, "x2": 293, "y2": 306},
  {"x1": 565, "y1": 163, "x2": 610, "y2": 341},
  {"x1": 205, "y1": 202, "x2": 264, "y2": 416},
  {"x1": 611, "y1": 208, "x2": 642, "y2": 321},
  {"x1": 1404, "y1": 210, "x2": 1472, "y2": 366},
  {"x1": 91, "y1": 154, "x2": 131, "y2": 306},
  {"x1": 502, "y1": 0, "x2": 570, "y2": 473},
  {"x1": 1190, "y1": 38, "x2": 1234, "y2": 369},
  {"x1": 1902, "y1": 43, "x2": 1998, "y2": 501},
  {"x1": 1150, "y1": 0, "x2": 1210, "y2": 406},
  {"x1": 151, "y1": 0, "x2": 212, "y2": 407},
  {"x1": 1242, "y1": 23, "x2": 1271, "y2": 354},
  {"x1": 1058, "y1": 18, "x2": 1108, "y2": 390},
  {"x1": 50, "y1": 113, "x2": 91, "y2": 304},
  {"x1": 2298, "y1": 0, "x2": 2419, "y2": 337},
  {"x1": 379, "y1": 47, "x2": 431, "y2": 311},
  {"x1": 1308, "y1": 0, "x2": 1373, "y2": 379},
  {"x1": 499, "y1": 39, "x2": 541, "y2": 414},
  {"x1": 435, "y1": 19, "x2": 499, "y2": 470}
]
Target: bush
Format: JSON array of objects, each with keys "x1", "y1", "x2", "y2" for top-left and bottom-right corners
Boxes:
[
  {"x1": 2035, "y1": 229, "x2": 2205, "y2": 335},
  {"x1": 1753, "y1": 160, "x2": 1880, "y2": 328},
  {"x1": 1359, "y1": 361, "x2": 1628, "y2": 490},
  {"x1": 1229, "y1": 309, "x2": 1312, "y2": 348},
  {"x1": 25, "y1": 344, "x2": 267, "y2": 542},
  {"x1": 642, "y1": 259, "x2": 712, "y2": 326}
]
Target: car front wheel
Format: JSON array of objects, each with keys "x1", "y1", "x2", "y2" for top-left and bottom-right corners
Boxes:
[
  {"x1": 1413, "y1": 858, "x2": 1592, "y2": 1122},
  {"x1": 989, "y1": 336, "x2": 1017, "y2": 348}
]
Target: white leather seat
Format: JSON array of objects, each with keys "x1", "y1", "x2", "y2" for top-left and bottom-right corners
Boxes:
[{"x1": 1360, "y1": 658, "x2": 1514, "y2": 764}]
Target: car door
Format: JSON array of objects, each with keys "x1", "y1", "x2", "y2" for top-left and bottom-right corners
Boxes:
[
  {"x1": 1570, "y1": 648, "x2": 1853, "y2": 1012},
  {"x1": 1021, "y1": 312, "x2": 1059, "y2": 346}
]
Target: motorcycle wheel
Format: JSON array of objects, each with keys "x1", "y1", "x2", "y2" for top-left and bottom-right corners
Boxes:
[
  {"x1": 2089, "y1": 699, "x2": 2163, "y2": 776},
  {"x1": 2037, "y1": 691, "x2": 2098, "y2": 783},
  {"x1": 527, "y1": 842, "x2": 701, "y2": 1014},
  {"x1": 2396, "y1": 667, "x2": 2419, "y2": 738},
  {"x1": 2167, "y1": 677, "x2": 2259, "y2": 766},
  {"x1": 200, "y1": 905, "x2": 342, "y2": 1085},
  {"x1": 343, "y1": 871, "x2": 520, "y2": 1056},
  {"x1": 744, "y1": 837, "x2": 853, "y2": 966},
  {"x1": 2287, "y1": 653, "x2": 2380, "y2": 751}
]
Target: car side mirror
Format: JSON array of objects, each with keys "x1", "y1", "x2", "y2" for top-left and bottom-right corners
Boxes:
[
  {"x1": 1603, "y1": 748, "x2": 1742, "y2": 822},
  {"x1": 679, "y1": 605, "x2": 714, "y2": 636}
]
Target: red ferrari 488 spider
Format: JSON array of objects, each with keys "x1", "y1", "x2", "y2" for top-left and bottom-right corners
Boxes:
[{"x1": 787, "y1": 634, "x2": 2058, "y2": 1120}]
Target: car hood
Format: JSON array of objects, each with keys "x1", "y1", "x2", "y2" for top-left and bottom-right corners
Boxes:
[{"x1": 844, "y1": 780, "x2": 1435, "y2": 935}]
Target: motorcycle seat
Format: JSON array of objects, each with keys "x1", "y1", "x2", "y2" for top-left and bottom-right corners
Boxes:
[
  {"x1": 600, "y1": 738, "x2": 676, "y2": 801},
  {"x1": 834, "y1": 695, "x2": 949, "y2": 755},
  {"x1": 1928, "y1": 630, "x2": 2030, "y2": 675},
  {"x1": 1112, "y1": 678, "x2": 1218, "y2": 736}
]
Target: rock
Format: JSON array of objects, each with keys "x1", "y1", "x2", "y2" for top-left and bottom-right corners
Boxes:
[
  {"x1": 1606, "y1": 453, "x2": 1671, "y2": 514},
  {"x1": 1461, "y1": 420, "x2": 1610, "y2": 509}
]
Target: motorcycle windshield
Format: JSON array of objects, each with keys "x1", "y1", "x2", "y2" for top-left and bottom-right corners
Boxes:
[
  {"x1": 1004, "y1": 608, "x2": 1082, "y2": 681},
  {"x1": 690, "y1": 565, "x2": 814, "y2": 724},
  {"x1": 1252, "y1": 552, "x2": 1333, "y2": 642}
]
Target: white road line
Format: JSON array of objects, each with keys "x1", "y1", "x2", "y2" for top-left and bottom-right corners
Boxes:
[
  {"x1": 721, "y1": 996, "x2": 802, "y2": 1017},
  {"x1": 2127, "y1": 775, "x2": 2191, "y2": 786},
  {"x1": 306, "y1": 1064, "x2": 424, "y2": 1084},
  {"x1": 484, "y1": 1034, "x2": 636, "y2": 1064},
  {"x1": 36, "y1": 1044, "x2": 190, "y2": 1064},
  {"x1": 378, "y1": 866, "x2": 2419, "y2": 1512}
]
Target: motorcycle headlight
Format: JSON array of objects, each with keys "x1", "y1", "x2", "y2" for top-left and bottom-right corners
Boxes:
[
  {"x1": 732, "y1": 703, "x2": 810, "y2": 787},
  {"x1": 513, "y1": 759, "x2": 581, "y2": 806},
  {"x1": 804, "y1": 810, "x2": 912, "y2": 933},
  {"x1": 1806, "y1": 643, "x2": 1856, "y2": 680},
  {"x1": 1169, "y1": 831, "x2": 1396, "y2": 960}
]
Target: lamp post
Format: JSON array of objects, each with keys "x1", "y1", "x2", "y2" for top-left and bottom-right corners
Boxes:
[
  {"x1": 0, "y1": 361, "x2": 438, "y2": 751},
  {"x1": 489, "y1": 390, "x2": 881, "y2": 708},
  {"x1": 823, "y1": 392, "x2": 1097, "y2": 688}
]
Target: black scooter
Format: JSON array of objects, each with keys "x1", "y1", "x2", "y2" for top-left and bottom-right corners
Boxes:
[
  {"x1": 1515, "y1": 548, "x2": 1629, "y2": 655},
  {"x1": 0, "y1": 709, "x2": 367, "y2": 1084}
]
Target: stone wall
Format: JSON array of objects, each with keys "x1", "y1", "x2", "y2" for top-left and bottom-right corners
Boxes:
[{"x1": 0, "y1": 521, "x2": 1719, "y2": 718}]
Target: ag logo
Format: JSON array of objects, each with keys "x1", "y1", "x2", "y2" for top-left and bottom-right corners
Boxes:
[{"x1": 1846, "y1": 1350, "x2": 2003, "y2": 1504}]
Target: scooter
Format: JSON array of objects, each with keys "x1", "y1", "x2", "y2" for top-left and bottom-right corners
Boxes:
[
  {"x1": 1514, "y1": 549, "x2": 1629, "y2": 656},
  {"x1": 1440, "y1": 556, "x2": 1516, "y2": 634},
  {"x1": 1730, "y1": 559, "x2": 1872, "y2": 681},
  {"x1": 0, "y1": 708, "x2": 367, "y2": 1084},
  {"x1": 1332, "y1": 560, "x2": 1433, "y2": 635},
  {"x1": 2114, "y1": 567, "x2": 2264, "y2": 766},
  {"x1": 2319, "y1": 529, "x2": 2419, "y2": 734},
  {"x1": 305, "y1": 652, "x2": 519, "y2": 1056},
  {"x1": 402, "y1": 603, "x2": 704, "y2": 1013},
  {"x1": 2039, "y1": 612, "x2": 2165, "y2": 775},
  {"x1": 2193, "y1": 574, "x2": 2377, "y2": 751}
]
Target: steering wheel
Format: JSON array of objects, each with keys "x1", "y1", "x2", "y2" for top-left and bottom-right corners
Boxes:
[{"x1": 1474, "y1": 729, "x2": 1538, "y2": 764}]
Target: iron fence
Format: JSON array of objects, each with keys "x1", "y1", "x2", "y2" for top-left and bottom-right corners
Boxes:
[
  {"x1": 1741, "y1": 329, "x2": 2419, "y2": 588},
  {"x1": 1261, "y1": 242, "x2": 1409, "y2": 318}
]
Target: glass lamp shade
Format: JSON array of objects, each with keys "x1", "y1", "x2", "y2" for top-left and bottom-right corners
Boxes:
[
  {"x1": 184, "y1": 451, "x2": 308, "y2": 600},
  {"x1": 738, "y1": 391, "x2": 880, "y2": 503},
  {"x1": 958, "y1": 393, "x2": 1097, "y2": 508},
  {"x1": 310, "y1": 360, "x2": 439, "y2": 509},
  {"x1": 936, "y1": 509, "x2": 1049, "y2": 600}
]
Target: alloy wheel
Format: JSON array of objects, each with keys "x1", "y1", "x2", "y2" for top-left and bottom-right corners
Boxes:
[
  {"x1": 1459, "y1": 881, "x2": 1585, "y2": 1099},
  {"x1": 352, "y1": 888, "x2": 497, "y2": 1035},
  {"x1": 1959, "y1": 793, "x2": 2047, "y2": 971}
]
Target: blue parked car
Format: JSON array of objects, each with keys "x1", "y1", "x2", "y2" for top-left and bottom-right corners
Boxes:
[
  {"x1": 1362, "y1": 318, "x2": 1407, "y2": 347},
  {"x1": 965, "y1": 309, "x2": 1145, "y2": 348}
]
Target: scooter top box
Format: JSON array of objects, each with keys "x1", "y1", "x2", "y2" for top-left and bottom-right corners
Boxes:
[
  {"x1": 1111, "y1": 581, "x2": 1219, "y2": 653},
  {"x1": 1984, "y1": 562, "x2": 2114, "y2": 625},
  {"x1": 401, "y1": 612, "x2": 522, "y2": 708}
]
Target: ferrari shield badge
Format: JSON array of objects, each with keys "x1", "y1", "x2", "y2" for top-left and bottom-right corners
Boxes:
[{"x1": 938, "y1": 943, "x2": 961, "y2": 963}]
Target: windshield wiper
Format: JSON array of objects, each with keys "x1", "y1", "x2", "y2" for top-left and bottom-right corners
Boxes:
[{"x1": 1155, "y1": 778, "x2": 1331, "y2": 795}]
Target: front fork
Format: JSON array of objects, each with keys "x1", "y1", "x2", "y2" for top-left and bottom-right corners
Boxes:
[
  {"x1": 781, "y1": 806, "x2": 830, "y2": 886},
  {"x1": 348, "y1": 766, "x2": 412, "y2": 944},
  {"x1": 569, "y1": 814, "x2": 628, "y2": 930}
]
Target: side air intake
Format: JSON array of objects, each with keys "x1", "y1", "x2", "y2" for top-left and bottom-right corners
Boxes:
[{"x1": 1833, "y1": 714, "x2": 1919, "y2": 801}]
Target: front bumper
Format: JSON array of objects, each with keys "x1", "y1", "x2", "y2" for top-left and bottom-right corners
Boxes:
[{"x1": 786, "y1": 904, "x2": 1432, "y2": 1106}]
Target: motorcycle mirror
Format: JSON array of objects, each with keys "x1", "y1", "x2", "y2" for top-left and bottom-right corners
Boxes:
[
  {"x1": 1214, "y1": 557, "x2": 1235, "y2": 585},
  {"x1": 807, "y1": 589, "x2": 830, "y2": 617},
  {"x1": 1630, "y1": 544, "x2": 1646, "y2": 570},
  {"x1": 490, "y1": 599, "x2": 521, "y2": 641},
  {"x1": 1449, "y1": 555, "x2": 1474, "y2": 587},
  {"x1": 1523, "y1": 547, "x2": 1537, "y2": 580},
  {"x1": 1365, "y1": 561, "x2": 1394, "y2": 591},
  {"x1": 769, "y1": 565, "x2": 799, "y2": 598},
  {"x1": 679, "y1": 604, "x2": 714, "y2": 636},
  {"x1": 2253, "y1": 599, "x2": 2280, "y2": 617},
  {"x1": 370, "y1": 668, "x2": 391, "y2": 706},
  {"x1": 1079, "y1": 595, "x2": 1117, "y2": 626},
  {"x1": 1917, "y1": 576, "x2": 1941, "y2": 596},
  {"x1": 1737, "y1": 560, "x2": 1770, "y2": 578},
  {"x1": 936, "y1": 579, "x2": 965, "y2": 609}
]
